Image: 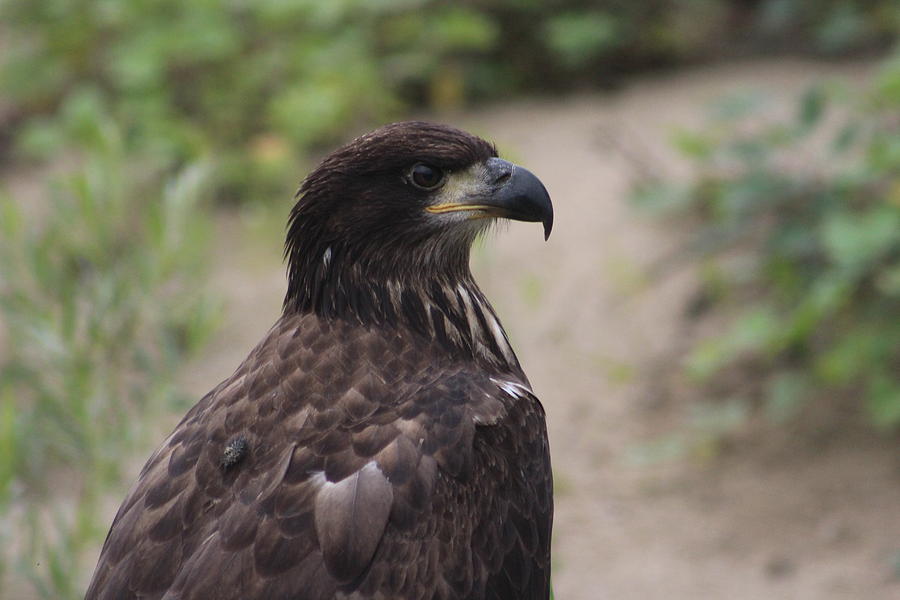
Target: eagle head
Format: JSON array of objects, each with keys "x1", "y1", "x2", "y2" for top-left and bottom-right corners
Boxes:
[{"x1": 284, "y1": 121, "x2": 552, "y2": 331}]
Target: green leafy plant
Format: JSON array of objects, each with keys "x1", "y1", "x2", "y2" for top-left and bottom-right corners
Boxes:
[
  {"x1": 0, "y1": 1, "x2": 504, "y2": 203},
  {"x1": 3, "y1": 1, "x2": 896, "y2": 205},
  {"x1": 0, "y1": 117, "x2": 218, "y2": 597},
  {"x1": 635, "y1": 47, "x2": 900, "y2": 430}
]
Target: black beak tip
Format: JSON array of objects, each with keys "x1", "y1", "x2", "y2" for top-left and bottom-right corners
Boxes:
[
  {"x1": 539, "y1": 185, "x2": 553, "y2": 241},
  {"x1": 486, "y1": 158, "x2": 554, "y2": 241},
  {"x1": 533, "y1": 178, "x2": 553, "y2": 241}
]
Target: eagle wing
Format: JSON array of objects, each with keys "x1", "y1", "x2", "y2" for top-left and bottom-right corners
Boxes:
[{"x1": 85, "y1": 314, "x2": 551, "y2": 600}]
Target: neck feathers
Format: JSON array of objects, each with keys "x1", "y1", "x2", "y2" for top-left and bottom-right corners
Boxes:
[{"x1": 283, "y1": 245, "x2": 519, "y2": 371}]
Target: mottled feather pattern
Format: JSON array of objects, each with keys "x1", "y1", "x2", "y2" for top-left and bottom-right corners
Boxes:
[{"x1": 86, "y1": 312, "x2": 552, "y2": 599}]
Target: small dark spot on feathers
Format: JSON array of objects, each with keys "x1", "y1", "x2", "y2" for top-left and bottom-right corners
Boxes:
[{"x1": 221, "y1": 436, "x2": 249, "y2": 470}]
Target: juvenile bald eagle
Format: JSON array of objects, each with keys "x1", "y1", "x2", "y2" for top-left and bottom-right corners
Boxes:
[{"x1": 86, "y1": 122, "x2": 554, "y2": 600}]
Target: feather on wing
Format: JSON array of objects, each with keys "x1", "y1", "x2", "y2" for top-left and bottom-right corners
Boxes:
[{"x1": 314, "y1": 461, "x2": 393, "y2": 582}]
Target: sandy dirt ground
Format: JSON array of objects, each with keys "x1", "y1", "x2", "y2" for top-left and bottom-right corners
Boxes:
[{"x1": 172, "y1": 59, "x2": 900, "y2": 600}]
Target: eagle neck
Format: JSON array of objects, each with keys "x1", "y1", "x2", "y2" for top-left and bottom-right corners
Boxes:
[{"x1": 284, "y1": 249, "x2": 521, "y2": 372}]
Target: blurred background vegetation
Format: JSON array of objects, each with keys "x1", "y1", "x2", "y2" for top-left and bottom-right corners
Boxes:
[
  {"x1": 636, "y1": 54, "x2": 900, "y2": 432},
  {"x1": 0, "y1": 0, "x2": 897, "y2": 597}
]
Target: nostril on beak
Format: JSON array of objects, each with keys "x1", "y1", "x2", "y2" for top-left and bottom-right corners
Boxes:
[
  {"x1": 493, "y1": 169, "x2": 512, "y2": 185},
  {"x1": 486, "y1": 157, "x2": 516, "y2": 187}
]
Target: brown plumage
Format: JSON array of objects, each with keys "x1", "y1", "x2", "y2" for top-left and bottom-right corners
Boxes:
[{"x1": 85, "y1": 121, "x2": 554, "y2": 600}]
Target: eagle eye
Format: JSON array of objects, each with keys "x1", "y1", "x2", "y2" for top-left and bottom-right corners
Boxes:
[{"x1": 409, "y1": 163, "x2": 445, "y2": 190}]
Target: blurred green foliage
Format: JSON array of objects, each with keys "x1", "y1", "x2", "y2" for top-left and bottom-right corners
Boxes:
[
  {"x1": 635, "y1": 47, "x2": 900, "y2": 430},
  {"x1": 3, "y1": 0, "x2": 897, "y2": 204},
  {"x1": 0, "y1": 115, "x2": 218, "y2": 596}
]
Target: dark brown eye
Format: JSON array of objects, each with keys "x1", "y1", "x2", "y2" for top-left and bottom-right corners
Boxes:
[{"x1": 409, "y1": 163, "x2": 445, "y2": 190}]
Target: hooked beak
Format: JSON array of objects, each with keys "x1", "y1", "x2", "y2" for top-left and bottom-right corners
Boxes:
[{"x1": 426, "y1": 157, "x2": 554, "y2": 240}]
